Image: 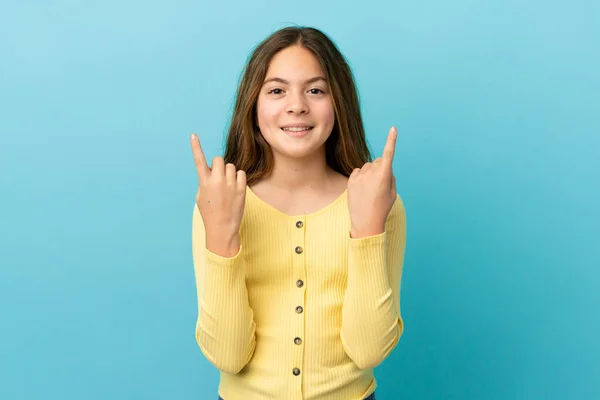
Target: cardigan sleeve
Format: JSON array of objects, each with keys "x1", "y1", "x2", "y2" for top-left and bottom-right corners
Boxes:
[
  {"x1": 340, "y1": 194, "x2": 407, "y2": 369},
  {"x1": 191, "y1": 203, "x2": 256, "y2": 374}
]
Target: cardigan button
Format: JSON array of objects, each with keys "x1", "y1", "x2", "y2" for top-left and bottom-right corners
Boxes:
[
  {"x1": 295, "y1": 246, "x2": 303, "y2": 254},
  {"x1": 296, "y1": 221, "x2": 303, "y2": 228},
  {"x1": 295, "y1": 306, "x2": 303, "y2": 314},
  {"x1": 294, "y1": 337, "x2": 302, "y2": 345},
  {"x1": 293, "y1": 367, "x2": 301, "y2": 376},
  {"x1": 296, "y1": 279, "x2": 304, "y2": 288}
]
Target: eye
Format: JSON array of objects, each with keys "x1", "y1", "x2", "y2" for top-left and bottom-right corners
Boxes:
[
  {"x1": 267, "y1": 88, "x2": 284, "y2": 95},
  {"x1": 309, "y1": 88, "x2": 325, "y2": 94}
]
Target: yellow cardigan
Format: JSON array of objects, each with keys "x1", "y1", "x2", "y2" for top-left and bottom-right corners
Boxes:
[{"x1": 192, "y1": 186, "x2": 407, "y2": 400}]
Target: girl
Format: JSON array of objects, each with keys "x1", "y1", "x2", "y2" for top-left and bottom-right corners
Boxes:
[{"x1": 190, "y1": 26, "x2": 406, "y2": 400}]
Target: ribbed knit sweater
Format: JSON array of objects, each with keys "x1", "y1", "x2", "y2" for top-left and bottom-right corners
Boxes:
[{"x1": 192, "y1": 185, "x2": 407, "y2": 400}]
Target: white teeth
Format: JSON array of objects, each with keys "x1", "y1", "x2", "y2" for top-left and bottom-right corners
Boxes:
[{"x1": 282, "y1": 127, "x2": 312, "y2": 132}]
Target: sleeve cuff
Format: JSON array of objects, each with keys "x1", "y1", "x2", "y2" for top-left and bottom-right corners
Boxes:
[
  {"x1": 205, "y1": 245, "x2": 243, "y2": 268},
  {"x1": 348, "y1": 230, "x2": 387, "y2": 247},
  {"x1": 347, "y1": 231, "x2": 389, "y2": 287}
]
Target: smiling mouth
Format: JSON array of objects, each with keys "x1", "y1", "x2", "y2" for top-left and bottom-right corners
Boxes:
[{"x1": 281, "y1": 126, "x2": 314, "y2": 132}]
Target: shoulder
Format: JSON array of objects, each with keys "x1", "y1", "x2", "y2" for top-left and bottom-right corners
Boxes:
[
  {"x1": 386, "y1": 193, "x2": 406, "y2": 226},
  {"x1": 392, "y1": 192, "x2": 406, "y2": 214}
]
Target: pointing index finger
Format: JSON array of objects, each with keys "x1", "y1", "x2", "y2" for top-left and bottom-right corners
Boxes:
[
  {"x1": 190, "y1": 133, "x2": 210, "y2": 179},
  {"x1": 382, "y1": 126, "x2": 397, "y2": 164}
]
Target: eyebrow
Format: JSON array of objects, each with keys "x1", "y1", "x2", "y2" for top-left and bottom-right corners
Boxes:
[{"x1": 262, "y1": 76, "x2": 327, "y2": 85}]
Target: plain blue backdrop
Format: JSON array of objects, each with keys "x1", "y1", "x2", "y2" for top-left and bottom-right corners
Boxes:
[{"x1": 1, "y1": 0, "x2": 598, "y2": 399}]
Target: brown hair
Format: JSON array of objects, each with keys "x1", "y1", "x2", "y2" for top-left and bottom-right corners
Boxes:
[{"x1": 223, "y1": 25, "x2": 372, "y2": 185}]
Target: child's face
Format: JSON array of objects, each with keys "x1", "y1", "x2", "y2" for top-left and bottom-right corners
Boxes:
[{"x1": 256, "y1": 45, "x2": 335, "y2": 161}]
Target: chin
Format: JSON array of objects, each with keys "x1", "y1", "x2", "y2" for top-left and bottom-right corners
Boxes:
[{"x1": 274, "y1": 143, "x2": 326, "y2": 160}]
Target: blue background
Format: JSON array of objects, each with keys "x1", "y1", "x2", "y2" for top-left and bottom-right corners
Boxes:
[{"x1": 1, "y1": 0, "x2": 598, "y2": 399}]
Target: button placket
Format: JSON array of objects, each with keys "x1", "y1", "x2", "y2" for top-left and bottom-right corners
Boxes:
[{"x1": 291, "y1": 216, "x2": 306, "y2": 392}]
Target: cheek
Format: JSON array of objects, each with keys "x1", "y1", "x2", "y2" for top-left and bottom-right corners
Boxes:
[
  {"x1": 256, "y1": 99, "x2": 281, "y2": 129},
  {"x1": 326, "y1": 105, "x2": 335, "y2": 125},
  {"x1": 318, "y1": 100, "x2": 335, "y2": 126}
]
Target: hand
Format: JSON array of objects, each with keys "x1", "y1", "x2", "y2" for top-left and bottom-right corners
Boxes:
[
  {"x1": 347, "y1": 127, "x2": 398, "y2": 238},
  {"x1": 191, "y1": 133, "x2": 246, "y2": 255}
]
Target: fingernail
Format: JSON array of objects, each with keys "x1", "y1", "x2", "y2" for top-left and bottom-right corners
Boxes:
[{"x1": 190, "y1": 133, "x2": 196, "y2": 141}]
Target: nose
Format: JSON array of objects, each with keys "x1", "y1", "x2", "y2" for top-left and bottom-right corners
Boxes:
[{"x1": 285, "y1": 91, "x2": 308, "y2": 115}]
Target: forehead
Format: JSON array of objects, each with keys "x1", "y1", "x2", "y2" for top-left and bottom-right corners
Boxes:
[{"x1": 265, "y1": 45, "x2": 324, "y2": 79}]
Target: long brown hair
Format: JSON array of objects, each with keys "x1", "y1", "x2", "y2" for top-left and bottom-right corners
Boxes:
[{"x1": 223, "y1": 26, "x2": 372, "y2": 185}]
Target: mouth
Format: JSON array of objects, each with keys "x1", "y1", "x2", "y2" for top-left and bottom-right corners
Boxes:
[{"x1": 281, "y1": 125, "x2": 314, "y2": 137}]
